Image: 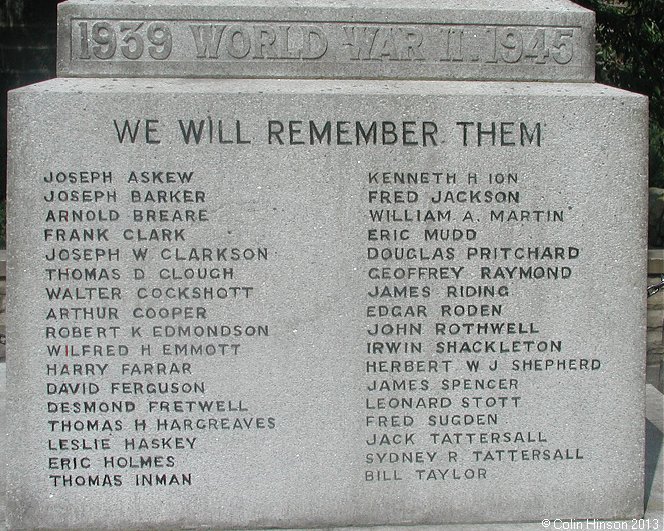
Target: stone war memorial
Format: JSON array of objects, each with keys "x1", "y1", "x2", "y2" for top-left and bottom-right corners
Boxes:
[{"x1": 6, "y1": 0, "x2": 649, "y2": 528}]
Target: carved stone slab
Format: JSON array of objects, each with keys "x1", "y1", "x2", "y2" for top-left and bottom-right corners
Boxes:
[
  {"x1": 7, "y1": 77, "x2": 647, "y2": 529},
  {"x1": 56, "y1": 0, "x2": 595, "y2": 81}
]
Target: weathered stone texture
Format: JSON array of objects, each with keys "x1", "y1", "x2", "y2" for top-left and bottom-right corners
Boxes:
[
  {"x1": 7, "y1": 77, "x2": 647, "y2": 529},
  {"x1": 56, "y1": 0, "x2": 595, "y2": 81}
]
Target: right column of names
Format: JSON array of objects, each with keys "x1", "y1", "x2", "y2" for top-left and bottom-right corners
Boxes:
[{"x1": 363, "y1": 167, "x2": 598, "y2": 484}]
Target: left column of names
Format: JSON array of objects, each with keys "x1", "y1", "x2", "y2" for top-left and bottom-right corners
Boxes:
[{"x1": 43, "y1": 170, "x2": 128, "y2": 488}]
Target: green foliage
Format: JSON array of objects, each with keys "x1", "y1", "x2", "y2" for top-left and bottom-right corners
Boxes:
[
  {"x1": 652, "y1": 122, "x2": 664, "y2": 187},
  {"x1": 575, "y1": 0, "x2": 664, "y2": 188}
]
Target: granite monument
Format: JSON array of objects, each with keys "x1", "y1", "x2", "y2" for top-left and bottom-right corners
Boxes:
[{"x1": 6, "y1": 0, "x2": 648, "y2": 528}]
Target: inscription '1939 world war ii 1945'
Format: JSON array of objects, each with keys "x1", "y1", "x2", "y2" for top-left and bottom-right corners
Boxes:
[{"x1": 72, "y1": 20, "x2": 578, "y2": 66}]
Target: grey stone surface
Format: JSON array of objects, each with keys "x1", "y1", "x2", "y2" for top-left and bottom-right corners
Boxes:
[
  {"x1": 0, "y1": 363, "x2": 5, "y2": 528},
  {"x1": 0, "y1": 360, "x2": 663, "y2": 530},
  {"x1": 6, "y1": 77, "x2": 648, "y2": 529},
  {"x1": 56, "y1": 0, "x2": 595, "y2": 81},
  {"x1": 643, "y1": 384, "x2": 664, "y2": 521}
]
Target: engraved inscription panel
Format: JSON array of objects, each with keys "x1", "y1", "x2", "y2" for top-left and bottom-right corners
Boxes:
[
  {"x1": 7, "y1": 79, "x2": 646, "y2": 529},
  {"x1": 56, "y1": 4, "x2": 595, "y2": 80},
  {"x1": 70, "y1": 19, "x2": 580, "y2": 66}
]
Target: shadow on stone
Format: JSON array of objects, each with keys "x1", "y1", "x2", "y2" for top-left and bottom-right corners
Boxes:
[{"x1": 644, "y1": 418, "x2": 663, "y2": 509}]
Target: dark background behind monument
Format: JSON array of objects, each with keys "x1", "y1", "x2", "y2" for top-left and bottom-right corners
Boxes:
[
  {"x1": 1, "y1": 0, "x2": 57, "y2": 201},
  {"x1": 0, "y1": 0, "x2": 662, "y2": 246}
]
